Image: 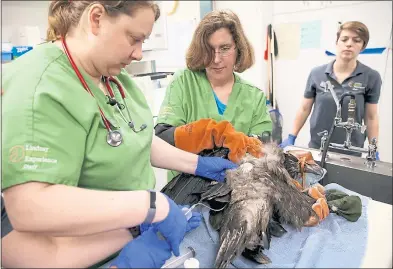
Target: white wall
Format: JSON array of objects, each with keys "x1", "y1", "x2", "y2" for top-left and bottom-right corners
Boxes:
[
  {"x1": 2, "y1": 1, "x2": 49, "y2": 45},
  {"x1": 151, "y1": 1, "x2": 201, "y2": 72}
]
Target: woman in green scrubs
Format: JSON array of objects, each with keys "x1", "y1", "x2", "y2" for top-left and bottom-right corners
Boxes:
[
  {"x1": 1, "y1": 1, "x2": 237, "y2": 268},
  {"x1": 155, "y1": 10, "x2": 273, "y2": 181}
]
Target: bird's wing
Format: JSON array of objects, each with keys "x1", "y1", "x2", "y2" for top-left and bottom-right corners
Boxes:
[
  {"x1": 214, "y1": 197, "x2": 272, "y2": 268},
  {"x1": 161, "y1": 148, "x2": 231, "y2": 206}
]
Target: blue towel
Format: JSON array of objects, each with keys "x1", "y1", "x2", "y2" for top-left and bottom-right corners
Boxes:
[{"x1": 180, "y1": 183, "x2": 370, "y2": 268}]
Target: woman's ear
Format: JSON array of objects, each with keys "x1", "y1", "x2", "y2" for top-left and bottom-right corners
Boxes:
[{"x1": 87, "y1": 4, "x2": 106, "y2": 36}]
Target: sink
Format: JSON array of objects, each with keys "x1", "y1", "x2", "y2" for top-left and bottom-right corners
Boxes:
[{"x1": 284, "y1": 146, "x2": 393, "y2": 204}]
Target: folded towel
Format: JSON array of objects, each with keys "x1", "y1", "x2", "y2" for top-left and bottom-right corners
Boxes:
[{"x1": 180, "y1": 183, "x2": 370, "y2": 268}]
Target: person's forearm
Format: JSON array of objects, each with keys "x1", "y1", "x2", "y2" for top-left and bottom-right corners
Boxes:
[
  {"x1": 3, "y1": 182, "x2": 168, "y2": 236},
  {"x1": 291, "y1": 108, "x2": 311, "y2": 136},
  {"x1": 1, "y1": 229, "x2": 132, "y2": 268},
  {"x1": 150, "y1": 135, "x2": 198, "y2": 174},
  {"x1": 366, "y1": 118, "x2": 379, "y2": 144}
]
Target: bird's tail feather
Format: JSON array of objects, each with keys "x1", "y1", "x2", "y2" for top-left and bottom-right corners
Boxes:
[{"x1": 214, "y1": 223, "x2": 247, "y2": 268}]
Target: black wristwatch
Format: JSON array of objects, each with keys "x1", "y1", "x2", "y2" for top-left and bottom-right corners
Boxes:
[{"x1": 143, "y1": 190, "x2": 157, "y2": 224}]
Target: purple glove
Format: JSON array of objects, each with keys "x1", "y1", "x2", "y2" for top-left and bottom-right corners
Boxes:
[
  {"x1": 110, "y1": 228, "x2": 172, "y2": 268},
  {"x1": 279, "y1": 134, "x2": 297, "y2": 148},
  {"x1": 195, "y1": 156, "x2": 238, "y2": 182}
]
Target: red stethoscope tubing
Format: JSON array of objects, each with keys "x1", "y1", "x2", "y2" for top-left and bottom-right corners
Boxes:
[
  {"x1": 103, "y1": 76, "x2": 126, "y2": 99},
  {"x1": 60, "y1": 36, "x2": 113, "y2": 131}
]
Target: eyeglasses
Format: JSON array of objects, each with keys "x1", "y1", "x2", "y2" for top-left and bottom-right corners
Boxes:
[{"x1": 212, "y1": 46, "x2": 237, "y2": 57}]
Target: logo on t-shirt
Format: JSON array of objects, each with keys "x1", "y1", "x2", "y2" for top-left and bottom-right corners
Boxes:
[{"x1": 348, "y1": 81, "x2": 365, "y2": 90}]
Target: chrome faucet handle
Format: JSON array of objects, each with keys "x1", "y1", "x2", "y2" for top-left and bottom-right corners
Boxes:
[
  {"x1": 360, "y1": 125, "x2": 367, "y2": 134},
  {"x1": 317, "y1": 130, "x2": 329, "y2": 152},
  {"x1": 369, "y1": 138, "x2": 378, "y2": 154},
  {"x1": 366, "y1": 138, "x2": 378, "y2": 168},
  {"x1": 370, "y1": 137, "x2": 378, "y2": 145},
  {"x1": 317, "y1": 130, "x2": 329, "y2": 137}
]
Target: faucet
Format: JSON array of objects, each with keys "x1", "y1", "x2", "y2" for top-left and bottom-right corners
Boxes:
[
  {"x1": 319, "y1": 89, "x2": 378, "y2": 169},
  {"x1": 365, "y1": 138, "x2": 378, "y2": 168},
  {"x1": 317, "y1": 130, "x2": 329, "y2": 154},
  {"x1": 329, "y1": 95, "x2": 368, "y2": 152}
]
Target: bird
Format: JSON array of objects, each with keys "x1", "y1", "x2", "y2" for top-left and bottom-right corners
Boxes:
[
  {"x1": 213, "y1": 143, "x2": 318, "y2": 268},
  {"x1": 161, "y1": 143, "x2": 323, "y2": 268}
]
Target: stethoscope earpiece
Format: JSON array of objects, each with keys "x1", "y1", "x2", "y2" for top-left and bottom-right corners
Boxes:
[{"x1": 128, "y1": 122, "x2": 147, "y2": 133}]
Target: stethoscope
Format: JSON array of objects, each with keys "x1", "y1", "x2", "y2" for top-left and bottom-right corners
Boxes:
[{"x1": 60, "y1": 37, "x2": 146, "y2": 147}]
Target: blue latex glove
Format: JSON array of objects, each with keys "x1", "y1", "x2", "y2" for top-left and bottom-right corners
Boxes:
[
  {"x1": 279, "y1": 134, "x2": 297, "y2": 148},
  {"x1": 139, "y1": 195, "x2": 187, "y2": 256},
  {"x1": 195, "y1": 156, "x2": 238, "y2": 182},
  {"x1": 376, "y1": 151, "x2": 380, "y2": 161},
  {"x1": 110, "y1": 228, "x2": 172, "y2": 268},
  {"x1": 140, "y1": 205, "x2": 202, "y2": 234}
]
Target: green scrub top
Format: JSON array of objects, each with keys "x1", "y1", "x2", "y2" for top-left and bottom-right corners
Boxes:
[
  {"x1": 2, "y1": 42, "x2": 155, "y2": 191},
  {"x1": 156, "y1": 68, "x2": 272, "y2": 182},
  {"x1": 157, "y1": 69, "x2": 272, "y2": 134}
]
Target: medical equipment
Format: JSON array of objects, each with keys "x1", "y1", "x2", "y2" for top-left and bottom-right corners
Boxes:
[
  {"x1": 61, "y1": 37, "x2": 147, "y2": 147},
  {"x1": 156, "y1": 207, "x2": 195, "y2": 240},
  {"x1": 181, "y1": 207, "x2": 193, "y2": 221},
  {"x1": 102, "y1": 76, "x2": 147, "y2": 133},
  {"x1": 161, "y1": 247, "x2": 196, "y2": 268},
  {"x1": 183, "y1": 202, "x2": 227, "y2": 218}
]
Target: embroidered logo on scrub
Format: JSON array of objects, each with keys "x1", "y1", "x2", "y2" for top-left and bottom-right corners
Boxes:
[
  {"x1": 320, "y1": 80, "x2": 335, "y2": 93},
  {"x1": 9, "y1": 145, "x2": 25, "y2": 163},
  {"x1": 9, "y1": 144, "x2": 58, "y2": 170},
  {"x1": 159, "y1": 106, "x2": 175, "y2": 118},
  {"x1": 348, "y1": 81, "x2": 365, "y2": 90}
]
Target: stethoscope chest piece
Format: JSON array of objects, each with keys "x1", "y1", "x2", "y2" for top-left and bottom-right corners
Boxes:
[{"x1": 107, "y1": 130, "x2": 123, "y2": 147}]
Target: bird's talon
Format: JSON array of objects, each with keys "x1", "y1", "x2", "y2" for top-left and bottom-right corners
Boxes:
[
  {"x1": 308, "y1": 186, "x2": 325, "y2": 200},
  {"x1": 291, "y1": 179, "x2": 303, "y2": 191},
  {"x1": 304, "y1": 216, "x2": 319, "y2": 227},
  {"x1": 311, "y1": 198, "x2": 329, "y2": 221}
]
